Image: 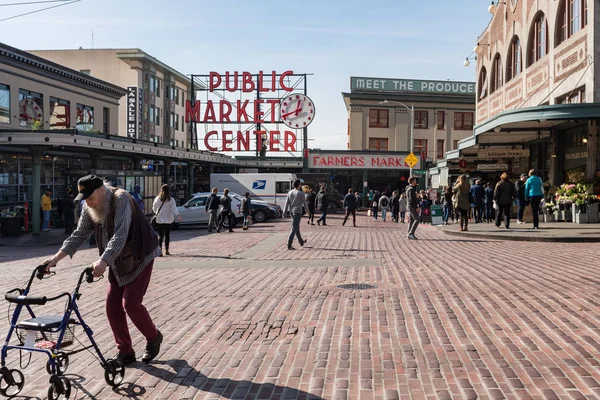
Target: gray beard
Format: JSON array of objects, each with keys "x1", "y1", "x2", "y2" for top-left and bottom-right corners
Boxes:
[{"x1": 87, "y1": 187, "x2": 112, "y2": 224}]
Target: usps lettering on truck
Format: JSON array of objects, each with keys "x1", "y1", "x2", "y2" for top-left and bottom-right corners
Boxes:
[
  {"x1": 252, "y1": 180, "x2": 267, "y2": 190},
  {"x1": 210, "y1": 173, "x2": 297, "y2": 204}
]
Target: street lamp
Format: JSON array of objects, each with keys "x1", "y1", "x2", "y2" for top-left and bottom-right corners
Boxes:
[{"x1": 379, "y1": 100, "x2": 415, "y2": 176}]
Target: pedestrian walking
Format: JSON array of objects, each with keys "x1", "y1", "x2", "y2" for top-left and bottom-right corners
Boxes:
[
  {"x1": 316, "y1": 186, "x2": 329, "y2": 226},
  {"x1": 371, "y1": 191, "x2": 380, "y2": 221},
  {"x1": 418, "y1": 192, "x2": 430, "y2": 223},
  {"x1": 129, "y1": 185, "x2": 145, "y2": 213},
  {"x1": 379, "y1": 192, "x2": 390, "y2": 222},
  {"x1": 44, "y1": 175, "x2": 163, "y2": 366},
  {"x1": 470, "y1": 180, "x2": 485, "y2": 223},
  {"x1": 442, "y1": 186, "x2": 453, "y2": 225},
  {"x1": 494, "y1": 173, "x2": 516, "y2": 229},
  {"x1": 205, "y1": 187, "x2": 220, "y2": 232},
  {"x1": 283, "y1": 179, "x2": 309, "y2": 250},
  {"x1": 390, "y1": 191, "x2": 400, "y2": 223},
  {"x1": 152, "y1": 184, "x2": 183, "y2": 256},
  {"x1": 406, "y1": 177, "x2": 420, "y2": 239},
  {"x1": 217, "y1": 189, "x2": 235, "y2": 233},
  {"x1": 306, "y1": 188, "x2": 316, "y2": 225},
  {"x1": 241, "y1": 192, "x2": 252, "y2": 230},
  {"x1": 342, "y1": 188, "x2": 357, "y2": 227},
  {"x1": 453, "y1": 175, "x2": 471, "y2": 232},
  {"x1": 484, "y1": 183, "x2": 495, "y2": 223},
  {"x1": 399, "y1": 193, "x2": 407, "y2": 223},
  {"x1": 62, "y1": 189, "x2": 76, "y2": 235},
  {"x1": 525, "y1": 169, "x2": 544, "y2": 230},
  {"x1": 41, "y1": 188, "x2": 52, "y2": 232},
  {"x1": 367, "y1": 190, "x2": 374, "y2": 217},
  {"x1": 515, "y1": 174, "x2": 528, "y2": 224}
]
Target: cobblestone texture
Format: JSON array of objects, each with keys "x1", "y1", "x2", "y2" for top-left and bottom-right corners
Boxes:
[{"x1": 1, "y1": 214, "x2": 600, "y2": 399}]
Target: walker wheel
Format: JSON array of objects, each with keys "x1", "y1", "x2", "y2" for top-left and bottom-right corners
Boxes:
[
  {"x1": 46, "y1": 352, "x2": 70, "y2": 375},
  {"x1": 104, "y1": 359, "x2": 125, "y2": 386},
  {"x1": 47, "y1": 376, "x2": 71, "y2": 400},
  {"x1": 0, "y1": 369, "x2": 25, "y2": 398}
]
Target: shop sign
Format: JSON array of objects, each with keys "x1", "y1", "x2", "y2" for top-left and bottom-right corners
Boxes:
[
  {"x1": 138, "y1": 88, "x2": 144, "y2": 137},
  {"x1": 309, "y1": 153, "x2": 419, "y2": 170},
  {"x1": 477, "y1": 163, "x2": 509, "y2": 171},
  {"x1": 351, "y1": 77, "x2": 475, "y2": 94},
  {"x1": 126, "y1": 86, "x2": 138, "y2": 139},
  {"x1": 477, "y1": 149, "x2": 529, "y2": 159},
  {"x1": 565, "y1": 151, "x2": 588, "y2": 160},
  {"x1": 430, "y1": 205, "x2": 443, "y2": 226}
]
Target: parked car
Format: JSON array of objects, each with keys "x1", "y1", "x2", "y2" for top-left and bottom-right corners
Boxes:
[{"x1": 175, "y1": 192, "x2": 280, "y2": 228}]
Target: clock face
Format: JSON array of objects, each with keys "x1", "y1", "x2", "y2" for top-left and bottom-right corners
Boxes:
[{"x1": 280, "y1": 94, "x2": 315, "y2": 129}]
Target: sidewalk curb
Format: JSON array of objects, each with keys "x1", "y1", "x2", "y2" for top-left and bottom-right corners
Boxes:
[{"x1": 439, "y1": 227, "x2": 600, "y2": 243}]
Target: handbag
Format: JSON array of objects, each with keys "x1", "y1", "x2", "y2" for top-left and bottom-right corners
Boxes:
[{"x1": 150, "y1": 200, "x2": 165, "y2": 229}]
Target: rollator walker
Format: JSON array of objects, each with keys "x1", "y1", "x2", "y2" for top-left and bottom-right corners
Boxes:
[{"x1": 0, "y1": 264, "x2": 125, "y2": 399}]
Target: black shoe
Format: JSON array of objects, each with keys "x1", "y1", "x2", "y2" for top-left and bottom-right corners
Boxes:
[
  {"x1": 317, "y1": 220, "x2": 321, "y2": 226},
  {"x1": 342, "y1": 221, "x2": 346, "y2": 226},
  {"x1": 322, "y1": 223, "x2": 327, "y2": 226},
  {"x1": 216, "y1": 229, "x2": 221, "y2": 233},
  {"x1": 311, "y1": 223, "x2": 315, "y2": 225},
  {"x1": 287, "y1": 245, "x2": 295, "y2": 250},
  {"x1": 229, "y1": 230, "x2": 234, "y2": 233},
  {"x1": 141, "y1": 331, "x2": 163, "y2": 363},
  {"x1": 300, "y1": 239, "x2": 306, "y2": 247},
  {"x1": 114, "y1": 351, "x2": 136, "y2": 366}
]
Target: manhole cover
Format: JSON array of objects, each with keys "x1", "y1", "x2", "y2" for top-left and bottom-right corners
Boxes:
[{"x1": 337, "y1": 283, "x2": 377, "y2": 290}]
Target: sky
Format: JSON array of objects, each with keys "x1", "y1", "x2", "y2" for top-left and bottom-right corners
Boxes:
[{"x1": 0, "y1": 0, "x2": 492, "y2": 152}]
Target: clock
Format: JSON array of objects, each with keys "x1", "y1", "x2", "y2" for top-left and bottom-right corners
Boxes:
[{"x1": 280, "y1": 94, "x2": 315, "y2": 129}]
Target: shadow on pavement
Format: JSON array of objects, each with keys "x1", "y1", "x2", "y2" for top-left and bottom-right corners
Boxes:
[{"x1": 124, "y1": 359, "x2": 325, "y2": 400}]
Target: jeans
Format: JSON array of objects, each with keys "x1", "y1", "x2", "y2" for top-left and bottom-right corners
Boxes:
[
  {"x1": 529, "y1": 196, "x2": 543, "y2": 228},
  {"x1": 243, "y1": 212, "x2": 250, "y2": 228},
  {"x1": 106, "y1": 262, "x2": 158, "y2": 354},
  {"x1": 42, "y1": 210, "x2": 51, "y2": 230},
  {"x1": 443, "y1": 205, "x2": 450, "y2": 223},
  {"x1": 400, "y1": 211, "x2": 406, "y2": 222},
  {"x1": 407, "y1": 206, "x2": 419, "y2": 235},
  {"x1": 217, "y1": 211, "x2": 234, "y2": 231},
  {"x1": 343, "y1": 209, "x2": 356, "y2": 226},
  {"x1": 484, "y1": 203, "x2": 494, "y2": 222},
  {"x1": 64, "y1": 212, "x2": 74, "y2": 235},
  {"x1": 392, "y1": 209, "x2": 399, "y2": 222},
  {"x1": 372, "y1": 208, "x2": 378, "y2": 220},
  {"x1": 495, "y1": 203, "x2": 512, "y2": 228},
  {"x1": 288, "y1": 212, "x2": 304, "y2": 246},
  {"x1": 474, "y1": 204, "x2": 484, "y2": 223},
  {"x1": 317, "y1": 210, "x2": 328, "y2": 225},
  {"x1": 308, "y1": 206, "x2": 315, "y2": 224},
  {"x1": 208, "y1": 209, "x2": 218, "y2": 230},
  {"x1": 381, "y1": 208, "x2": 388, "y2": 221},
  {"x1": 156, "y1": 223, "x2": 172, "y2": 250},
  {"x1": 516, "y1": 198, "x2": 526, "y2": 222},
  {"x1": 458, "y1": 208, "x2": 469, "y2": 229}
]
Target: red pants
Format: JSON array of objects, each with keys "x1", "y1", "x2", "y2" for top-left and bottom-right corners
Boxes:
[{"x1": 106, "y1": 262, "x2": 158, "y2": 353}]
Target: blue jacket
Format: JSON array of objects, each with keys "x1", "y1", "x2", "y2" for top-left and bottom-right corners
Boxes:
[
  {"x1": 343, "y1": 193, "x2": 357, "y2": 210},
  {"x1": 469, "y1": 184, "x2": 485, "y2": 205},
  {"x1": 524, "y1": 175, "x2": 544, "y2": 199},
  {"x1": 484, "y1": 187, "x2": 494, "y2": 204}
]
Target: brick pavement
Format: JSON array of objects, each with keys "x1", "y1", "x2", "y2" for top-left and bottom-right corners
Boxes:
[{"x1": 1, "y1": 213, "x2": 600, "y2": 399}]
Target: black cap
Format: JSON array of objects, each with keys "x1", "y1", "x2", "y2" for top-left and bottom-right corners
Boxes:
[{"x1": 75, "y1": 175, "x2": 104, "y2": 201}]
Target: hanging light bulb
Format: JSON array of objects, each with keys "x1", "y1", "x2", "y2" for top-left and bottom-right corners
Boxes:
[{"x1": 464, "y1": 58, "x2": 470, "y2": 67}]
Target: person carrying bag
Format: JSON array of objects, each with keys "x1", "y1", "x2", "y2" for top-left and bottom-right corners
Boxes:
[{"x1": 152, "y1": 184, "x2": 182, "y2": 256}]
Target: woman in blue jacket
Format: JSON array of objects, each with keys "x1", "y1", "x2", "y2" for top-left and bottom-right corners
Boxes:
[{"x1": 524, "y1": 169, "x2": 544, "y2": 230}]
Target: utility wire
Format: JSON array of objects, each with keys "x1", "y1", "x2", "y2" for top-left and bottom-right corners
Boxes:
[
  {"x1": 0, "y1": 0, "x2": 80, "y2": 22},
  {"x1": 0, "y1": 0, "x2": 72, "y2": 6}
]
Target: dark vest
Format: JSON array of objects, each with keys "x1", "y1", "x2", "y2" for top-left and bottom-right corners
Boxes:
[{"x1": 93, "y1": 188, "x2": 158, "y2": 278}]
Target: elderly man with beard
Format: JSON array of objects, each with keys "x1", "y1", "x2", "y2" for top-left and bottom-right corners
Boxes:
[{"x1": 44, "y1": 175, "x2": 163, "y2": 366}]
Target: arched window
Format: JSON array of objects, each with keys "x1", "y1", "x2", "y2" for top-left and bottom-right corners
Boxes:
[
  {"x1": 506, "y1": 36, "x2": 521, "y2": 81},
  {"x1": 556, "y1": 0, "x2": 588, "y2": 46},
  {"x1": 490, "y1": 54, "x2": 503, "y2": 93},
  {"x1": 478, "y1": 67, "x2": 488, "y2": 100},
  {"x1": 527, "y1": 12, "x2": 548, "y2": 66}
]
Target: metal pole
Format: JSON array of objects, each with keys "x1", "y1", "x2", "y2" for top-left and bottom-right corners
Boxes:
[
  {"x1": 394, "y1": 106, "x2": 397, "y2": 152},
  {"x1": 303, "y1": 74, "x2": 309, "y2": 172},
  {"x1": 190, "y1": 76, "x2": 196, "y2": 150},
  {"x1": 410, "y1": 104, "x2": 414, "y2": 176}
]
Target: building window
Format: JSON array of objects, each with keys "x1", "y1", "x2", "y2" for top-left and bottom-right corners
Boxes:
[
  {"x1": 49, "y1": 97, "x2": 70, "y2": 129},
  {"x1": 156, "y1": 107, "x2": 161, "y2": 125},
  {"x1": 156, "y1": 79, "x2": 161, "y2": 97},
  {"x1": 76, "y1": 104, "x2": 94, "y2": 132},
  {"x1": 506, "y1": 36, "x2": 522, "y2": 81},
  {"x1": 557, "y1": 87, "x2": 586, "y2": 104},
  {"x1": 414, "y1": 110, "x2": 428, "y2": 129},
  {"x1": 175, "y1": 114, "x2": 179, "y2": 130},
  {"x1": 368, "y1": 109, "x2": 389, "y2": 128},
  {"x1": 0, "y1": 84, "x2": 10, "y2": 124},
  {"x1": 103, "y1": 107, "x2": 110, "y2": 134},
  {"x1": 527, "y1": 12, "x2": 547, "y2": 66},
  {"x1": 413, "y1": 139, "x2": 428, "y2": 157},
  {"x1": 149, "y1": 75, "x2": 155, "y2": 93},
  {"x1": 491, "y1": 53, "x2": 503, "y2": 93},
  {"x1": 437, "y1": 111, "x2": 445, "y2": 130},
  {"x1": 170, "y1": 112, "x2": 175, "y2": 128},
  {"x1": 436, "y1": 139, "x2": 445, "y2": 159},
  {"x1": 18, "y1": 89, "x2": 43, "y2": 127},
  {"x1": 453, "y1": 140, "x2": 459, "y2": 150},
  {"x1": 454, "y1": 112, "x2": 474, "y2": 130},
  {"x1": 149, "y1": 106, "x2": 155, "y2": 124},
  {"x1": 369, "y1": 138, "x2": 388, "y2": 151},
  {"x1": 557, "y1": 0, "x2": 587, "y2": 44},
  {"x1": 175, "y1": 88, "x2": 180, "y2": 105},
  {"x1": 182, "y1": 91, "x2": 185, "y2": 105},
  {"x1": 478, "y1": 67, "x2": 488, "y2": 100}
]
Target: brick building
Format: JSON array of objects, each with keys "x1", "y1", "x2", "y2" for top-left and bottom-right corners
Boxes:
[{"x1": 448, "y1": 0, "x2": 599, "y2": 186}]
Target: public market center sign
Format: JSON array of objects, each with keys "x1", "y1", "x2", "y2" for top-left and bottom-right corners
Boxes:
[{"x1": 351, "y1": 77, "x2": 475, "y2": 95}]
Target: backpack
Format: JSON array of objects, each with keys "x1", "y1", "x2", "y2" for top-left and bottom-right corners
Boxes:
[{"x1": 380, "y1": 197, "x2": 389, "y2": 208}]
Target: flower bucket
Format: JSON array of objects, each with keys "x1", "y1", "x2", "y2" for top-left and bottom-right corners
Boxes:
[
  {"x1": 572, "y1": 204, "x2": 589, "y2": 224},
  {"x1": 588, "y1": 203, "x2": 599, "y2": 223}
]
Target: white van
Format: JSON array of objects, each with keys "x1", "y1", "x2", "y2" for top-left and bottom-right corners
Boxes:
[{"x1": 209, "y1": 173, "x2": 297, "y2": 204}]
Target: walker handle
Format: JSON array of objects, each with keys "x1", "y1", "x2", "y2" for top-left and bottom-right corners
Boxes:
[{"x1": 85, "y1": 267, "x2": 94, "y2": 284}]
